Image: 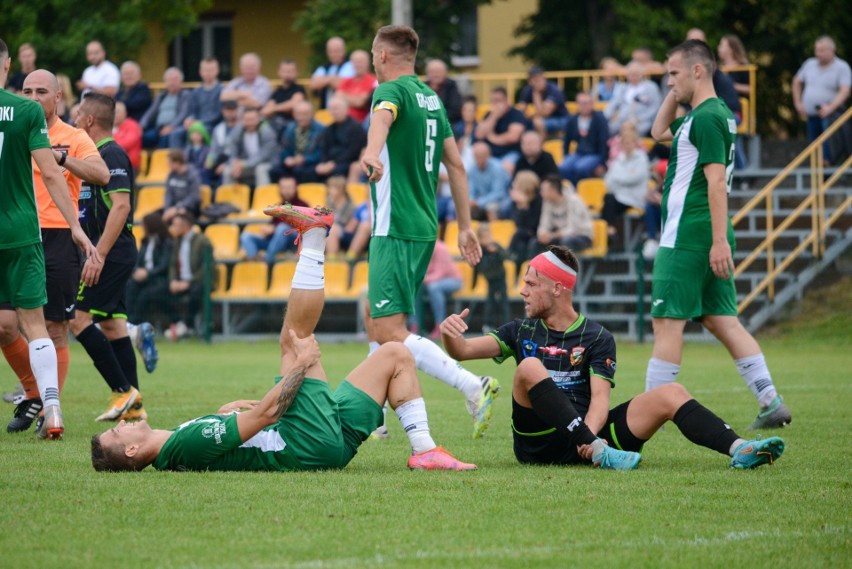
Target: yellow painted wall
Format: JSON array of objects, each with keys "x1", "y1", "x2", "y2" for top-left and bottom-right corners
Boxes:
[{"x1": 475, "y1": 0, "x2": 537, "y2": 74}]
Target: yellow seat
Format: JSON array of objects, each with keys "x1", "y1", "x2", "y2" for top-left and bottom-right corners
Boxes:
[
  {"x1": 476, "y1": 104, "x2": 491, "y2": 122},
  {"x1": 211, "y1": 263, "x2": 229, "y2": 299},
  {"x1": 214, "y1": 183, "x2": 250, "y2": 214},
  {"x1": 640, "y1": 137, "x2": 655, "y2": 152},
  {"x1": 137, "y1": 149, "x2": 170, "y2": 184},
  {"x1": 349, "y1": 261, "x2": 370, "y2": 297},
  {"x1": 737, "y1": 97, "x2": 750, "y2": 135},
  {"x1": 265, "y1": 261, "x2": 297, "y2": 299},
  {"x1": 576, "y1": 178, "x2": 606, "y2": 214},
  {"x1": 222, "y1": 261, "x2": 268, "y2": 298},
  {"x1": 247, "y1": 184, "x2": 280, "y2": 219},
  {"x1": 324, "y1": 262, "x2": 351, "y2": 298},
  {"x1": 512, "y1": 261, "x2": 529, "y2": 296},
  {"x1": 455, "y1": 261, "x2": 487, "y2": 298},
  {"x1": 200, "y1": 185, "x2": 212, "y2": 210},
  {"x1": 489, "y1": 220, "x2": 515, "y2": 248},
  {"x1": 205, "y1": 223, "x2": 241, "y2": 260},
  {"x1": 347, "y1": 182, "x2": 369, "y2": 205},
  {"x1": 314, "y1": 109, "x2": 332, "y2": 126},
  {"x1": 503, "y1": 259, "x2": 518, "y2": 295},
  {"x1": 297, "y1": 183, "x2": 327, "y2": 208},
  {"x1": 566, "y1": 101, "x2": 577, "y2": 115},
  {"x1": 131, "y1": 224, "x2": 145, "y2": 249},
  {"x1": 583, "y1": 219, "x2": 609, "y2": 257},
  {"x1": 443, "y1": 221, "x2": 480, "y2": 258},
  {"x1": 134, "y1": 186, "x2": 165, "y2": 219},
  {"x1": 543, "y1": 139, "x2": 564, "y2": 164}
]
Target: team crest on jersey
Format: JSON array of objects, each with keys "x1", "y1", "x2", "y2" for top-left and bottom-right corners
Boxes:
[
  {"x1": 569, "y1": 346, "x2": 586, "y2": 366},
  {"x1": 521, "y1": 340, "x2": 539, "y2": 358}
]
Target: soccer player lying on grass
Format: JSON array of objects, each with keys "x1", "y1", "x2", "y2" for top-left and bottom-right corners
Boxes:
[
  {"x1": 440, "y1": 246, "x2": 785, "y2": 471},
  {"x1": 91, "y1": 205, "x2": 475, "y2": 472}
]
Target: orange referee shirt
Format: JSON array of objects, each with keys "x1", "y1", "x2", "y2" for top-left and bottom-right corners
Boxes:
[{"x1": 33, "y1": 119, "x2": 100, "y2": 229}]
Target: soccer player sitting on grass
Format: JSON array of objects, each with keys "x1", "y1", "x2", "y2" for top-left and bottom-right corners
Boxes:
[
  {"x1": 439, "y1": 246, "x2": 785, "y2": 470},
  {"x1": 91, "y1": 204, "x2": 475, "y2": 472}
]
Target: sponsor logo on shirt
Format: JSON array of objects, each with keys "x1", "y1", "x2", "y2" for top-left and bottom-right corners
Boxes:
[
  {"x1": 202, "y1": 420, "x2": 227, "y2": 445},
  {"x1": 521, "y1": 339, "x2": 539, "y2": 358}
]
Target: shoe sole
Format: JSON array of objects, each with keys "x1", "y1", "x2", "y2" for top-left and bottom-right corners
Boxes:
[
  {"x1": 95, "y1": 390, "x2": 140, "y2": 422},
  {"x1": 472, "y1": 379, "x2": 501, "y2": 439},
  {"x1": 44, "y1": 427, "x2": 64, "y2": 440},
  {"x1": 263, "y1": 205, "x2": 333, "y2": 230},
  {"x1": 141, "y1": 324, "x2": 158, "y2": 373}
]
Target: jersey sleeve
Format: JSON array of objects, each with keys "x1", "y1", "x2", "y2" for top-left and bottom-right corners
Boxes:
[
  {"x1": 372, "y1": 82, "x2": 402, "y2": 122},
  {"x1": 168, "y1": 414, "x2": 244, "y2": 469},
  {"x1": 73, "y1": 129, "x2": 101, "y2": 160},
  {"x1": 104, "y1": 149, "x2": 131, "y2": 193},
  {"x1": 690, "y1": 112, "x2": 728, "y2": 166},
  {"x1": 27, "y1": 104, "x2": 52, "y2": 152},
  {"x1": 587, "y1": 329, "x2": 616, "y2": 386},
  {"x1": 669, "y1": 116, "x2": 686, "y2": 136},
  {"x1": 489, "y1": 321, "x2": 519, "y2": 364}
]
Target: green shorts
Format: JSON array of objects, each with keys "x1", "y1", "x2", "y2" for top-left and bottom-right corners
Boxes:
[
  {"x1": 650, "y1": 246, "x2": 738, "y2": 319},
  {"x1": 0, "y1": 243, "x2": 47, "y2": 309},
  {"x1": 274, "y1": 378, "x2": 383, "y2": 470},
  {"x1": 368, "y1": 236, "x2": 435, "y2": 318}
]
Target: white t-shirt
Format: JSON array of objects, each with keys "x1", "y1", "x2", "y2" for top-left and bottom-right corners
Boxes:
[
  {"x1": 81, "y1": 61, "x2": 120, "y2": 91},
  {"x1": 795, "y1": 57, "x2": 852, "y2": 115}
]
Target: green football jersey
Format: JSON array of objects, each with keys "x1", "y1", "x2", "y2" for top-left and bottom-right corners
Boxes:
[
  {"x1": 0, "y1": 89, "x2": 52, "y2": 250},
  {"x1": 370, "y1": 75, "x2": 453, "y2": 241},
  {"x1": 152, "y1": 414, "x2": 302, "y2": 472},
  {"x1": 659, "y1": 98, "x2": 736, "y2": 251}
]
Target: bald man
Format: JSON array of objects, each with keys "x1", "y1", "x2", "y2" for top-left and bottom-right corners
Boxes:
[
  {"x1": 425, "y1": 58, "x2": 462, "y2": 124},
  {"x1": 309, "y1": 37, "x2": 355, "y2": 108},
  {"x1": 76, "y1": 41, "x2": 120, "y2": 97},
  {"x1": 221, "y1": 52, "x2": 272, "y2": 108}
]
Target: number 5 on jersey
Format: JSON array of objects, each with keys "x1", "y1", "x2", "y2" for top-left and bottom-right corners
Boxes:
[{"x1": 425, "y1": 118, "x2": 436, "y2": 172}]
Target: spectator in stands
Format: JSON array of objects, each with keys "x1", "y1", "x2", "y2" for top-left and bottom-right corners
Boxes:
[
  {"x1": 596, "y1": 57, "x2": 624, "y2": 103},
  {"x1": 518, "y1": 66, "x2": 569, "y2": 136},
  {"x1": 140, "y1": 67, "x2": 191, "y2": 149},
  {"x1": 127, "y1": 212, "x2": 173, "y2": 325},
  {"x1": 718, "y1": 34, "x2": 751, "y2": 98},
  {"x1": 223, "y1": 107, "x2": 277, "y2": 188},
  {"x1": 602, "y1": 122, "x2": 650, "y2": 242},
  {"x1": 422, "y1": 239, "x2": 463, "y2": 341},
  {"x1": 468, "y1": 142, "x2": 510, "y2": 222},
  {"x1": 314, "y1": 96, "x2": 367, "y2": 182},
  {"x1": 507, "y1": 170, "x2": 542, "y2": 265},
  {"x1": 514, "y1": 130, "x2": 559, "y2": 182},
  {"x1": 77, "y1": 40, "x2": 120, "y2": 97},
  {"x1": 324, "y1": 177, "x2": 357, "y2": 259},
  {"x1": 166, "y1": 213, "x2": 213, "y2": 340},
  {"x1": 221, "y1": 52, "x2": 272, "y2": 108},
  {"x1": 206, "y1": 100, "x2": 240, "y2": 186},
  {"x1": 475, "y1": 87, "x2": 528, "y2": 174},
  {"x1": 310, "y1": 36, "x2": 355, "y2": 109},
  {"x1": 536, "y1": 175, "x2": 593, "y2": 255},
  {"x1": 6, "y1": 42, "x2": 36, "y2": 93},
  {"x1": 475, "y1": 223, "x2": 510, "y2": 333},
  {"x1": 239, "y1": 177, "x2": 306, "y2": 264},
  {"x1": 683, "y1": 29, "x2": 742, "y2": 119},
  {"x1": 792, "y1": 35, "x2": 851, "y2": 164},
  {"x1": 116, "y1": 61, "x2": 152, "y2": 122},
  {"x1": 112, "y1": 101, "x2": 143, "y2": 172},
  {"x1": 174, "y1": 57, "x2": 223, "y2": 149},
  {"x1": 338, "y1": 199, "x2": 372, "y2": 261},
  {"x1": 425, "y1": 58, "x2": 462, "y2": 124},
  {"x1": 337, "y1": 50, "x2": 378, "y2": 124},
  {"x1": 559, "y1": 92, "x2": 609, "y2": 185},
  {"x1": 163, "y1": 149, "x2": 202, "y2": 223},
  {"x1": 453, "y1": 95, "x2": 478, "y2": 170},
  {"x1": 184, "y1": 121, "x2": 211, "y2": 185},
  {"x1": 271, "y1": 100, "x2": 325, "y2": 183},
  {"x1": 262, "y1": 59, "x2": 306, "y2": 132},
  {"x1": 630, "y1": 47, "x2": 666, "y2": 77},
  {"x1": 56, "y1": 74, "x2": 76, "y2": 124},
  {"x1": 604, "y1": 61, "x2": 661, "y2": 136}
]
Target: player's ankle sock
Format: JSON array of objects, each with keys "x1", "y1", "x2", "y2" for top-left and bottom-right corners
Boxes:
[
  {"x1": 292, "y1": 247, "x2": 325, "y2": 290},
  {"x1": 394, "y1": 397, "x2": 436, "y2": 454},
  {"x1": 110, "y1": 336, "x2": 139, "y2": 390},
  {"x1": 76, "y1": 325, "x2": 132, "y2": 393},
  {"x1": 28, "y1": 338, "x2": 60, "y2": 408},
  {"x1": 672, "y1": 399, "x2": 741, "y2": 455},
  {"x1": 2, "y1": 335, "x2": 39, "y2": 399},
  {"x1": 301, "y1": 226, "x2": 327, "y2": 252},
  {"x1": 367, "y1": 341, "x2": 380, "y2": 356},
  {"x1": 528, "y1": 378, "x2": 597, "y2": 446},
  {"x1": 56, "y1": 346, "x2": 70, "y2": 394},
  {"x1": 735, "y1": 353, "x2": 778, "y2": 408},
  {"x1": 645, "y1": 357, "x2": 680, "y2": 392},
  {"x1": 402, "y1": 334, "x2": 482, "y2": 400}
]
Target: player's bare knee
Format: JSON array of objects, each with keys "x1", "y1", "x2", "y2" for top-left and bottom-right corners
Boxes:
[
  {"x1": 660, "y1": 383, "x2": 691, "y2": 409},
  {"x1": 0, "y1": 315, "x2": 18, "y2": 345},
  {"x1": 515, "y1": 357, "x2": 547, "y2": 388}
]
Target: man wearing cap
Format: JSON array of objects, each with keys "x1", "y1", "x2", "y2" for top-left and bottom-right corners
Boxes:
[
  {"x1": 517, "y1": 66, "x2": 568, "y2": 136},
  {"x1": 437, "y1": 245, "x2": 786, "y2": 471}
]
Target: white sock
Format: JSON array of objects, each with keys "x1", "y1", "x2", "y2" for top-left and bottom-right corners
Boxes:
[
  {"x1": 590, "y1": 438, "x2": 607, "y2": 463},
  {"x1": 29, "y1": 339, "x2": 60, "y2": 408},
  {"x1": 735, "y1": 353, "x2": 777, "y2": 407},
  {"x1": 300, "y1": 226, "x2": 327, "y2": 252},
  {"x1": 645, "y1": 357, "x2": 680, "y2": 392},
  {"x1": 395, "y1": 398, "x2": 436, "y2": 454},
  {"x1": 292, "y1": 247, "x2": 325, "y2": 290},
  {"x1": 403, "y1": 334, "x2": 482, "y2": 400},
  {"x1": 367, "y1": 341, "x2": 380, "y2": 356},
  {"x1": 729, "y1": 437, "x2": 747, "y2": 456}
]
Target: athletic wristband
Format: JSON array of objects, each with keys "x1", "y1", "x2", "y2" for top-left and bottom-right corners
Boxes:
[{"x1": 57, "y1": 150, "x2": 67, "y2": 166}]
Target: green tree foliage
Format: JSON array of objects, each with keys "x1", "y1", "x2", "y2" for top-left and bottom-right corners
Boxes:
[
  {"x1": 294, "y1": 0, "x2": 490, "y2": 71},
  {"x1": 510, "y1": 0, "x2": 852, "y2": 135},
  {"x1": 1, "y1": 0, "x2": 211, "y2": 86}
]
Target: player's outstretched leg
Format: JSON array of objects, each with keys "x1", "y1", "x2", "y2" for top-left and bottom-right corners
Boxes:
[{"x1": 346, "y1": 342, "x2": 476, "y2": 471}]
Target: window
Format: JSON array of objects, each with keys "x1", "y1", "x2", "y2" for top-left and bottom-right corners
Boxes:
[
  {"x1": 450, "y1": 7, "x2": 479, "y2": 68},
  {"x1": 170, "y1": 18, "x2": 233, "y2": 81}
]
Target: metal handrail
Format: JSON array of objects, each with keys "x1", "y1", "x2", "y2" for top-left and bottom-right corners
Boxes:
[{"x1": 732, "y1": 107, "x2": 852, "y2": 312}]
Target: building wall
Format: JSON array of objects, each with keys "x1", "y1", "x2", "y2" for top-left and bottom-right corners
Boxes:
[{"x1": 475, "y1": 0, "x2": 536, "y2": 74}]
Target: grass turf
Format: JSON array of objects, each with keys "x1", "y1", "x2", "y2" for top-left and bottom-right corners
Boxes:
[{"x1": 0, "y1": 316, "x2": 849, "y2": 568}]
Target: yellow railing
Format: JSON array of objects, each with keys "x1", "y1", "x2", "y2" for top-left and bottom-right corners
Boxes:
[
  {"x1": 149, "y1": 64, "x2": 758, "y2": 135},
  {"x1": 731, "y1": 107, "x2": 852, "y2": 313}
]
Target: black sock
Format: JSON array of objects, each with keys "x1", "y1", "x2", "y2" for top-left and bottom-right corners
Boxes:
[
  {"x1": 528, "y1": 378, "x2": 597, "y2": 446},
  {"x1": 673, "y1": 399, "x2": 741, "y2": 456},
  {"x1": 76, "y1": 325, "x2": 131, "y2": 393},
  {"x1": 110, "y1": 337, "x2": 139, "y2": 390}
]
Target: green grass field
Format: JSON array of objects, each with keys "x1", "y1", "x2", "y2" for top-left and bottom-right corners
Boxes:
[{"x1": 1, "y1": 298, "x2": 850, "y2": 568}]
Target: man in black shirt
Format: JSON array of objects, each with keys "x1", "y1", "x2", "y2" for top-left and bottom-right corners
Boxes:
[
  {"x1": 71, "y1": 93, "x2": 146, "y2": 422},
  {"x1": 262, "y1": 59, "x2": 307, "y2": 133},
  {"x1": 440, "y1": 246, "x2": 785, "y2": 471},
  {"x1": 513, "y1": 130, "x2": 559, "y2": 182}
]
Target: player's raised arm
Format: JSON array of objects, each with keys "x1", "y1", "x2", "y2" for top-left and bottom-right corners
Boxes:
[
  {"x1": 361, "y1": 107, "x2": 394, "y2": 182},
  {"x1": 442, "y1": 136, "x2": 482, "y2": 266},
  {"x1": 651, "y1": 90, "x2": 678, "y2": 142},
  {"x1": 59, "y1": 149, "x2": 110, "y2": 186},
  {"x1": 440, "y1": 308, "x2": 501, "y2": 361}
]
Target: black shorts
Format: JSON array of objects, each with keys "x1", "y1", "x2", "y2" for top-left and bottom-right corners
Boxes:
[
  {"x1": 511, "y1": 398, "x2": 647, "y2": 465},
  {"x1": 76, "y1": 260, "x2": 134, "y2": 320},
  {"x1": 42, "y1": 229, "x2": 83, "y2": 321}
]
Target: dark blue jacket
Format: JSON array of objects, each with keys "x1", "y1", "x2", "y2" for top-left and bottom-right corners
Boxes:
[{"x1": 563, "y1": 111, "x2": 609, "y2": 163}]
